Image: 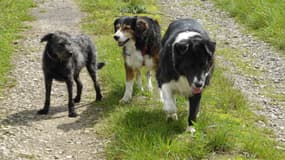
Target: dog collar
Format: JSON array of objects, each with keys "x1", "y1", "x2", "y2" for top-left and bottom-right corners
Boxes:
[
  {"x1": 142, "y1": 46, "x2": 148, "y2": 56},
  {"x1": 46, "y1": 51, "x2": 59, "y2": 62}
]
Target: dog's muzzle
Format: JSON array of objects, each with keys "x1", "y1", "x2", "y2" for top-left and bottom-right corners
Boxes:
[{"x1": 113, "y1": 35, "x2": 130, "y2": 47}]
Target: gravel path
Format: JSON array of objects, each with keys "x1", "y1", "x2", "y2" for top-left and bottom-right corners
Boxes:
[
  {"x1": 159, "y1": 0, "x2": 285, "y2": 145},
  {"x1": 0, "y1": 0, "x2": 106, "y2": 159}
]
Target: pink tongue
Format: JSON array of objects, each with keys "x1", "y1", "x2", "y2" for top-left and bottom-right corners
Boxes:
[{"x1": 192, "y1": 88, "x2": 202, "y2": 94}]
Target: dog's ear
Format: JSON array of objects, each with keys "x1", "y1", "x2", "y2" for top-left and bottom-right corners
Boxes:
[
  {"x1": 41, "y1": 33, "x2": 54, "y2": 43},
  {"x1": 113, "y1": 17, "x2": 121, "y2": 32},
  {"x1": 205, "y1": 40, "x2": 216, "y2": 56},
  {"x1": 174, "y1": 40, "x2": 189, "y2": 55},
  {"x1": 136, "y1": 18, "x2": 149, "y2": 35}
]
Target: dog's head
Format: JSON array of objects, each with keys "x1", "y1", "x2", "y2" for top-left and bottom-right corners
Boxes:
[
  {"x1": 172, "y1": 32, "x2": 216, "y2": 94},
  {"x1": 113, "y1": 16, "x2": 150, "y2": 47},
  {"x1": 41, "y1": 31, "x2": 76, "y2": 60}
]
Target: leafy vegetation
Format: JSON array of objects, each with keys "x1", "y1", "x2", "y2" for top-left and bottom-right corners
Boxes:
[
  {"x1": 213, "y1": 0, "x2": 285, "y2": 53},
  {"x1": 0, "y1": 0, "x2": 35, "y2": 91},
  {"x1": 77, "y1": 0, "x2": 285, "y2": 159}
]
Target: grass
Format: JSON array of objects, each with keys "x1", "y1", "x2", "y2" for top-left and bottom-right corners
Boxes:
[
  {"x1": 76, "y1": 0, "x2": 285, "y2": 159},
  {"x1": 212, "y1": 0, "x2": 285, "y2": 54},
  {"x1": 0, "y1": 0, "x2": 35, "y2": 92}
]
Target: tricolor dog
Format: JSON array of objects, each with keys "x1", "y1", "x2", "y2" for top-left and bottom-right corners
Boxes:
[
  {"x1": 113, "y1": 16, "x2": 161, "y2": 102},
  {"x1": 156, "y1": 19, "x2": 216, "y2": 133}
]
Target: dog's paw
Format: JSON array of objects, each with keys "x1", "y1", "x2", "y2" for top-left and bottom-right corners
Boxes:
[
  {"x1": 37, "y1": 109, "x2": 49, "y2": 115},
  {"x1": 119, "y1": 97, "x2": 131, "y2": 103},
  {"x1": 95, "y1": 95, "x2": 103, "y2": 102},
  {"x1": 120, "y1": 96, "x2": 131, "y2": 103},
  {"x1": 166, "y1": 113, "x2": 178, "y2": 122},
  {"x1": 73, "y1": 97, "x2": 81, "y2": 103},
  {"x1": 68, "y1": 112, "x2": 78, "y2": 117},
  {"x1": 186, "y1": 126, "x2": 196, "y2": 134}
]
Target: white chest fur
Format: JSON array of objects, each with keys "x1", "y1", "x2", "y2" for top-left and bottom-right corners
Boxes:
[
  {"x1": 124, "y1": 41, "x2": 154, "y2": 69},
  {"x1": 162, "y1": 76, "x2": 193, "y2": 97}
]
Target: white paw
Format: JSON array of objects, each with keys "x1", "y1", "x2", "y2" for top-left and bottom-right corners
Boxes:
[
  {"x1": 139, "y1": 86, "x2": 144, "y2": 92},
  {"x1": 119, "y1": 96, "x2": 131, "y2": 103},
  {"x1": 166, "y1": 113, "x2": 178, "y2": 121},
  {"x1": 146, "y1": 84, "x2": 153, "y2": 92},
  {"x1": 186, "y1": 126, "x2": 196, "y2": 134}
]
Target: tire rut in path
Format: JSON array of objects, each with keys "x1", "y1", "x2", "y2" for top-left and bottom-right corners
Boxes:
[{"x1": 0, "y1": 0, "x2": 106, "y2": 159}]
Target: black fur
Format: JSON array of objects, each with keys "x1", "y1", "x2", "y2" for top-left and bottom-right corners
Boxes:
[
  {"x1": 38, "y1": 31, "x2": 105, "y2": 117},
  {"x1": 156, "y1": 19, "x2": 216, "y2": 127}
]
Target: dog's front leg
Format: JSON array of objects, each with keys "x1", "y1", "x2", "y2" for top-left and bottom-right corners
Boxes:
[
  {"x1": 38, "y1": 76, "x2": 53, "y2": 115},
  {"x1": 120, "y1": 64, "x2": 134, "y2": 103},
  {"x1": 66, "y1": 79, "x2": 77, "y2": 117},
  {"x1": 146, "y1": 71, "x2": 153, "y2": 92},
  {"x1": 136, "y1": 70, "x2": 144, "y2": 92},
  {"x1": 186, "y1": 93, "x2": 201, "y2": 133},
  {"x1": 161, "y1": 84, "x2": 178, "y2": 121}
]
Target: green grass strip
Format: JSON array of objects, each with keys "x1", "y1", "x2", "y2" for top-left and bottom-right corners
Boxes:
[
  {"x1": 0, "y1": 0, "x2": 35, "y2": 92},
  {"x1": 212, "y1": 0, "x2": 285, "y2": 54},
  {"x1": 77, "y1": 0, "x2": 285, "y2": 159}
]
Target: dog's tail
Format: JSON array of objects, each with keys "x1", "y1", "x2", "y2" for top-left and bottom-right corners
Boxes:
[{"x1": 97, "y1": 62, "x2": 105, "y2": 70}]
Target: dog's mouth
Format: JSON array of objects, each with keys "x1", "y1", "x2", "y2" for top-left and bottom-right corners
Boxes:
[
  {"x1": 118, "y1": 38, "x2": 130, "y2": 46},
  {"x1": 192, "y1": 87, "x2": 202, "y2": 94}
]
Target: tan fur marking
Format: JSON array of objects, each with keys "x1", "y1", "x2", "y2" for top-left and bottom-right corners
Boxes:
[
  {"x1": 125, "y1": 63, "x2": 135, "y2": 81},
  {"x1": 136, "y1": 18, "x2": 149, "y2": 31}
]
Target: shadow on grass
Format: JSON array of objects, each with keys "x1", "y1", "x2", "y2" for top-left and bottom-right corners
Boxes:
[{"x1": 121, "y1": 109, "x2": 186, "y2": 137}]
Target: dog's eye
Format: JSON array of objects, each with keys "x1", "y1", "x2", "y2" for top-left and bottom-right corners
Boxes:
[
  {"x1": 122, "y1": 25, "x2": 132, "y2": 31},
  {"x1": 59, "y1": 43, "x2": 65, "y2": 47}
]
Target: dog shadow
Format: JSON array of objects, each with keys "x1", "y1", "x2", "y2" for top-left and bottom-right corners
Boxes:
[
  {"x1": 56, "y1": 101, "x2": 105, "y2": 132},
  {"x1": 0, "y1": 102, "x2": 103, "y2": 130},
  {"x1": 120, "y1": 109, "x2": 186, "y2": 139},
  {"x1": 0, "y1": 105, "x2": 64, "y2": 126}
]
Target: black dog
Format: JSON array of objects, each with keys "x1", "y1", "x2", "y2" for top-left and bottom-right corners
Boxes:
[
  {"x1": 156, "y1": 19, "x2": 216, "y2": 133},
  {"x1": 113, "y1": 16, "x2": 161, "y2": 102},
  {"x1": 38, "y1": 31, "x2": 105, "y2": 117}
]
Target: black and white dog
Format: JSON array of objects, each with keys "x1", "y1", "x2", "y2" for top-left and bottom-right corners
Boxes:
[
  {"x1": 113, "y1": 16, "x2": 161, "y2": 102},
  {"x1": 38, "y1": 31, "x2": 105, "y2": 117},
  {"x1": 156, "y1": 19, "x2": 216, "y2": 133}
]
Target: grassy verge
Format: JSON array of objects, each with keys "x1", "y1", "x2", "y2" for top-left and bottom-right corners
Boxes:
[
  {"x1": 212, "y1": 0, "x2": 285, "y2": 54},
  {"x1": 77, "y1": 0, "x2": 285, "y2": 159},
  {"x1": 0, "y1": 0, "x2": 35, "y2": 92}
]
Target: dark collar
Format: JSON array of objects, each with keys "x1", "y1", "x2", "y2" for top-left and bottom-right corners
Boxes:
[
  {"x1": 141, "y1": 46, "x2": 148, "y2": 56},
  {"x1": 46, "y1": 51, "x2": 59, "y2": 62}
]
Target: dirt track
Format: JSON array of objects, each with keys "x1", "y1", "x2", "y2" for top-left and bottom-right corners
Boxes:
[{"x1": 0, "y1": 0, "x2": 106, "y2": 159}]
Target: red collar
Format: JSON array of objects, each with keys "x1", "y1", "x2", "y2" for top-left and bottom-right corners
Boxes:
[{"x1": 142, "y1": 46, "x2": 148, "y2": 56}]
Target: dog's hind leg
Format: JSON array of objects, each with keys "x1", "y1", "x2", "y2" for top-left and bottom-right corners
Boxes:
[
  {"x1": 73, "y1": 73, "x2": 82, "y2": 103},
  {"x1": 87, "y1": 64, "x2": 103, "y2": 101},
  {"x1": 38, "y1": 76, "x2": 52, "y2": 115},
  {"x1": 66, "y1": 79, "x2": 77, "y2": 117}
]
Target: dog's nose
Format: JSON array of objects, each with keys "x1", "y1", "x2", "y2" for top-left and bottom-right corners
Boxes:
[
  {"x1": 194, "y1": 81, "x2": 203, "y2": 88},
  {"x1": 113, "y1": 35, "x2": 120, "y2": 41}
]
